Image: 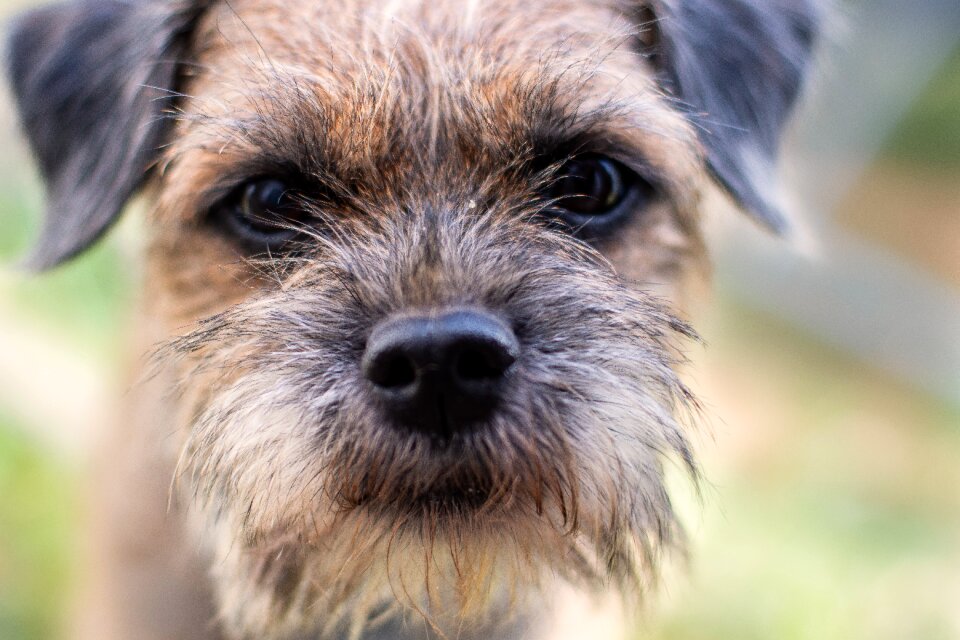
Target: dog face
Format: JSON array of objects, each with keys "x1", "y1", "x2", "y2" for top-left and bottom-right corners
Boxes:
[{"x1": 6, "y1": 0, "x2": 820, "y2": 637}]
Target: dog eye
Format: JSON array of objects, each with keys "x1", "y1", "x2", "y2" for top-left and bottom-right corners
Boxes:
[
  {"x1": 544, "y1": 155, "x2": 654, "y2": 231},
  {"x1": 214, "y1": 178, "x2": 310, "y2": 249}
]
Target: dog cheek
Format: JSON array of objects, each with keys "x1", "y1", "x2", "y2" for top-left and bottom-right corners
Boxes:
[
  {"x1": 530, "y1": 340, "x2": 690, "y2": 523},
  {"x1": 174, "y1": 344, "x2": 360, "y2": 539}
]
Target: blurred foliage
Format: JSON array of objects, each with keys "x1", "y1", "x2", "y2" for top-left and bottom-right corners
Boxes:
[
  {"x1": 643, "y1": 304, "x2": 960, "y2": 640},
  {"x1": 0, "y1": 416, "x2": 74, "y2": 640},
  {"x1": 884, "y1": 44, "x2": 960, "y2": 167},
  {"x1": 0, "y1": 177, "x2": 132, "y2": 359},
  {"x1": 0, "y1": 117, "x2": 124, "y2": 640}
]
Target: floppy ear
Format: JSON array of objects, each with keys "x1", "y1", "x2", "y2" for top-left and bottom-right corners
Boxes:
[
  {"x1": 644, "y1": 0, "x2": 823, "y2": 233},
  {"x1": 5, "y1": 0, "x2": 207, "y2": 269}
]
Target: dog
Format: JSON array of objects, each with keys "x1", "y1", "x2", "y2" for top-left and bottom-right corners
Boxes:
[{"x1": 5, "y1": 0, "x2": 821, "y2": 638}]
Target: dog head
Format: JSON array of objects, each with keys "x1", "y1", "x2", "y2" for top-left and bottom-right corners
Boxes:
[{"x1": 6, "y1": 0, "x2": 820, "y2": 637}]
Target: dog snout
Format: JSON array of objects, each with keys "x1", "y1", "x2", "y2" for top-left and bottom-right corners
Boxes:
[{"x1": 362, "y1": 309, "x2": 519, "y2": 438}]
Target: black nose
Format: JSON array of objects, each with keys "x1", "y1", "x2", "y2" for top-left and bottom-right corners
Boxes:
[{"x1": 362, "y1": 309, "x2": 519, "y2": 438}]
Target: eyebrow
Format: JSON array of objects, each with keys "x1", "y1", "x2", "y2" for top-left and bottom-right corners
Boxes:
[{"x1": 175, "y1": 63, "x2": 664, "y2": 195}]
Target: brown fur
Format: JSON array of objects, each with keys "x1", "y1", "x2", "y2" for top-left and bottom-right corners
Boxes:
[
  {"x1": 5, "y1": 0, "x2": 821, "y2": 638},
  {"x1": 140, "y1": 4, "x2": 705, "y2": 638}
]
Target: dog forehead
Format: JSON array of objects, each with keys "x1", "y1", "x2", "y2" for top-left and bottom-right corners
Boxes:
[
  {"x1": 205, "y1": 0, "x2": 626, "y2": 52},
  {"x1": 191, "y1": 0, "x2": 650, "y2": 109},
  {"x1": 168, "y1": 0, "x2": 697, "y2": 193}
]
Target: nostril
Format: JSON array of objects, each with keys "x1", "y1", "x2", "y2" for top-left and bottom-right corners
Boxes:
[
  {"x1": 374, "y1": 352, "x2": 417, "y2": 389},
  {"x1": 454, "y1": 344, "x2": 513, "y2": 382},
  {"x1": 362, "y1": 309, "x2": 519, "y2": 436}
]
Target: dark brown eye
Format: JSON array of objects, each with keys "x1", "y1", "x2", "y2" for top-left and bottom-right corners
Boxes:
[
  {"x1": 543, "y1": 155, "x2": 654, "y2": 233},
  {"x1": 549, "y1": 156, "x2": 625, "y2": 214},
  {"x1": 215, "y1": 178, "x2": 310, "y2": 248}
]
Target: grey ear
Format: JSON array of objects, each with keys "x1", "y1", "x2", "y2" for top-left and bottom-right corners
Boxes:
[
  {"x1": 5, "y1": 0, "x2": 207, "y2": 269},
  {"x1": 648, "y1": 0, "x2": 823, "y2": 233}
]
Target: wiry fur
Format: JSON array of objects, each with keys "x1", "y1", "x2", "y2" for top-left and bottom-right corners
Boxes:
[
  {"x1": 3, "y1": 0, "x2": 820, "y2": 638},
  {"x1": 161, "y1": 209, "x2": 698, "y2": 638}
]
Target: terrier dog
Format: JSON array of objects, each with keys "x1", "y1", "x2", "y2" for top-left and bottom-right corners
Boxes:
[{"x1": 5, "y1": 0, "x2": 820, "y2": 638}]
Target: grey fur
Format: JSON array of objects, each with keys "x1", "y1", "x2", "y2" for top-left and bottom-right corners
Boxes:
[
  {"x1": 5, "y1": 0, "x2": 207, "y2": 268},
  {"x1": 649, "y1": 0, "x2": 823, "y2": 232}
]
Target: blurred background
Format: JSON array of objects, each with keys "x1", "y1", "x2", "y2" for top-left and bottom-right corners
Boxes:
[{"x1": 0, "y1": 0, "x2": 957, "y2": 639}]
